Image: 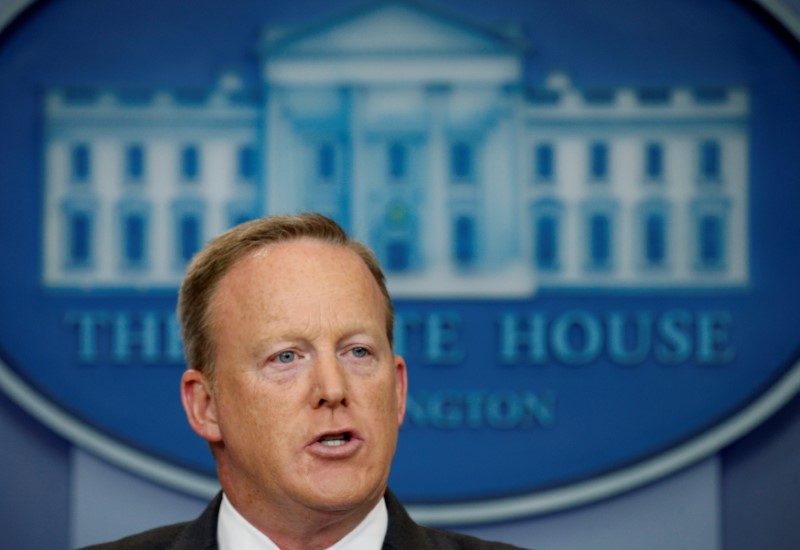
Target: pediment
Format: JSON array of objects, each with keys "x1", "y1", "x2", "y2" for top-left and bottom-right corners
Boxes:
[{"x1": 262, "y1": 1, "x2": 520, "y2": 57}]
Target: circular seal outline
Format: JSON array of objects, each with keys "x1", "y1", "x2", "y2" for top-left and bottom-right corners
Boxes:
[{"x1": 0, "y1": 0, "x2": 799, "y2": 525}]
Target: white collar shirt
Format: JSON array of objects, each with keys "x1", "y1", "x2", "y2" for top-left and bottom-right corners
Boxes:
[{"x1": 217, "y1": 492, "x2": 388, "y2": 550}]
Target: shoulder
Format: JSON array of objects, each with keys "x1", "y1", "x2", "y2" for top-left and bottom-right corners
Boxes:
[
  {"x1": 416, "y1": 524, "x2": 529, "y2": 549},
  {"x1": 79, "y1": 522, "x2": 190, "y2": 550},
  {"x1": 383, "y1": 489, "x2": 530, "y2": 550}
]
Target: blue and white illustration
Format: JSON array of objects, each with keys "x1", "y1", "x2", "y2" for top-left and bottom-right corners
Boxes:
[{"x1": 42, "y1": 0, "x2": 749, "y2": 297}]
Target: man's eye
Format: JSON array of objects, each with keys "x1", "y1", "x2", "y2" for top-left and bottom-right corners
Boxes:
[
  {"x1": 351, "y1": 347, "x2": 369, "y2": 358},
  {"x1": 276, "y1": 351, "x2": 296, "y2": 364}
]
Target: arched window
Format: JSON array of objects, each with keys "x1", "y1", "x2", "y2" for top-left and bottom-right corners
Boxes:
[
  {"x1": 388, "y1": 141, "x2": 407, "y2": 180},
  {"x1": 172, "y1": 201, "x2": 204, "y2": 267},
  {"x1": 61, "y1": 199, "x2": 97, "y2": 269},
  {"x1": 581, "y1": 200, "x2": 618, "y2": 271},
  {"x1": 589, "y1": 142, "x2": 609, "y2": 181},
  {"x1": 644, "y1": 213, "x2": 666, "y2": 265},
  {"x1": 454, "y1": 215, "x2": 475, "y2": 266},
  {"x1": 536, "y1": 215, "x2": 558, "y2": 269},
  {"x1": 691, "y1": 199, "x2": 729, "y2": 271},
  {"x1": 318, "y1": 142, "x2": 336, "y2": 181},
  {"x1": 451, "y1": 141, "x2": 473, "y2": 181},
  {"x1": 227, "y1": 200, "x2": 259, "y2": 229},
  {"x1": 383, "y1": 201, "x2": 414, "y2": 272},
  {"x1": 69, "y1": 211, "x2": 92, "y2": 265},
  {"x1": 532, "y1": 200, "x2": 563, "y2": 271},
  {"x1": 179, "y1": 215, "x2": 200, "y2": 262},
  {"x1": 238, "y1": 145, "x2": 257, "y2": 181},
  {"x1": 699, "y1": 215, "x2": 723, "y2": 266},
  {"x1": 123, "y1": 213, "x2": 147, "y2": 265},
  {"x1": 387, "y1": 241, "x2": 410, "y2": 271},
  {"x1": 125, "y1": 144, "x2": 145, "y2": 182},
  {"x1": 644, "y1": 142, "x2": 664, "y2": 181},
  {"x1": 117, "y1": 199, "x2": 151, "y2": 269},
  {"x1": 590, "y1": 214, "x2": 611, "y2": 266},
  {"x1": 699, "y1": 140, "x2": 721, "y2": 182},
  {"x1": 181, "y1": 145, "x2": 200, "y2": 181},
  {"x1": 534, "y1": 143, "x2": 555, "y2": 183},
  {"x1": 387, "y1": 201, "x2": 409, "y2": 229},
  {"x1": 71, "y1": 143, "x2": 91, "y2": 183}
]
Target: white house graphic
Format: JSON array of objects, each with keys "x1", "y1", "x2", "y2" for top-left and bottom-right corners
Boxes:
[{"x1": 41, "y1": 0, "x2": 749, "y2": 297}]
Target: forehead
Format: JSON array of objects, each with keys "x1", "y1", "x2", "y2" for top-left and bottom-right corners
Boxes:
[{"x1": 210, "y1": 238, "x2": 385, "y2": 324}]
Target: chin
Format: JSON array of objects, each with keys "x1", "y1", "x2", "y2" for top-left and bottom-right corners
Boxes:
[{"x1": 305, "y1": 477, "x2": 385, "y2": 513}]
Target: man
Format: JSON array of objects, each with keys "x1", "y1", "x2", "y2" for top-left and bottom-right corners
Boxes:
[{"x1": 85, "y1": 213, "x2": 526, "y2": 549}]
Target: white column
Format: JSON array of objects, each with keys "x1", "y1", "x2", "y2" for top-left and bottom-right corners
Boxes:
[{"x1": 424, "y1": 87, "x2": 450, "y2": 272}]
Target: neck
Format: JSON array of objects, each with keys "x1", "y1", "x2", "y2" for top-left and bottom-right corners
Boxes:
[{"x1": 221, "y1": 482, "x2": 385, "y2": 550}]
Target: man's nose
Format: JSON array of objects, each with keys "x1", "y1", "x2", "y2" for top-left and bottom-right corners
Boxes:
[{"x1": 311, "y1": 352, "x2": 349, "y2": 409}]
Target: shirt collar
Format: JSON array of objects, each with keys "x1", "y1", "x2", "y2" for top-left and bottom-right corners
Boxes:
[{"x1": 217, "y1": 492, "x2": 388, "y2": 550}]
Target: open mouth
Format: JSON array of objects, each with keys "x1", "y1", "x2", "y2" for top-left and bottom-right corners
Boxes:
[{"x1": 318, "y1": 432, "x2": 352, "y2": 447}]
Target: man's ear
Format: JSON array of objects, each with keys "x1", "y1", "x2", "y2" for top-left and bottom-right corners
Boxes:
[
  {"x1": 181, "y1": 369, "x2": 222, "y2": 443},
  {"x1": 394, "y1": 355, "x2": 408, "y2": 427}
]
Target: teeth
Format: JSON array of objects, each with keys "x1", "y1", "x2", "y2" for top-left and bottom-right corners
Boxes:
[{"x1": 319, "y1": 433, "x2": 350, "y2": 447}]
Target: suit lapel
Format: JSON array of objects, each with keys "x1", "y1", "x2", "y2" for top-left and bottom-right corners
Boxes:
[
  {"x1": 382, "y1": 488, "x2": 431, "y2": 549},
  {"x1": 168, "y1": 492, "x2": 222, "y2": 550}
]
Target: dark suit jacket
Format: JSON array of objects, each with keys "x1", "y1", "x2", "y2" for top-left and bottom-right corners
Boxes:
[{"x1": 81, "y1": 489, "x2": 528, "y2": 549}]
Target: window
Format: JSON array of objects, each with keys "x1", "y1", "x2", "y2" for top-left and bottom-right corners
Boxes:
[
  {"x1": 451, "y1": 141, "x2": 473, "y2": 180},
  {"x1": 123, "y1": 213, "x2": 147, "y2": 265},
  {"x1": 232, "y1": 213, "x2": 252, "y2": 227},
  {"x1": 589, "y1": 214, "x2": 611, "y2": 267},
  {"x1": 535, "y1": 143, "x2": 555, "y2": 182},
  {"x1": 637, "y1": 88, "x2": 671, "y2": 105},
  {"x1": 71, "y1": 144, "x2": 91, "y2": 182},
  {"x1": 238, "y1": 145, "x2": 257, "y2": 181},
  {"x1": 388, "y1": 142, "x2": 407, "y2": 180},
  {"x1": 172, "y1": 201, "x2": 204, "y2": 268},
  {"x1": 387, "y1": 241, "x2": 410, "y2": 271},
  {"x1": 229, "y1": 210, "x2": 254, "y2": 228},
  {"x1": 181, "y1": 145, "x2": 200, "y2": 181},
  {"x1": 699, "y1": 140, "x2": 721, "y2": 182},
  {"x1": 699, "y1": 215, "x2": 724, "y2": 267},
  {"x1": 536, "y1": 215, "x2": 558, "y2": 269},
  {"x1": 454, "y1": 216, "x2": 475, "y2": 266},
  {"x1": 645, "y1": 143, "x2": 663, "y2": 181},
  {"x1": 178, "y1": 214, "x2": 201, "y2": 263},
  {"x1": 691, "y1": 200, "x2": 728, "y2": 271},
  {"x1": 387, "y1": 201, "x2": 410, "y2": 229},
  {"x1": 583, "y1": 89, "x2": 615, "y2": 105},
  {"x1": 126, "y1": 144, "x2": 145, "y2": 182},
  {"x1": 227, "y1": 200, "x2": 259, "y2": 228},
  {"x1": 589, "y1": 142, "x2": 609, "y2": 181},
  {"x1": 694, "y1": 88, "x2": 728, "y2": 104},
  {"x1": 533, "y1": 200, "x2": 563, "y2": 270},
  {"x1": 318, "y1": 142, "x2": 336, "y2": 181},
  {"x1": 68, "y1": 211, "x2": 92, "y2": 266},
  {"x1": 644, "y1": 213, "x2": 666, "y2": 265}
]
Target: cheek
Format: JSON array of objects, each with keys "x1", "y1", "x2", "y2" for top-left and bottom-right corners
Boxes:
[
  {"x1": 365, "y1": 378, "x2": 400, "y2": 424},
  {"x1": 221, "y1": 395, "x2": 298, "y2": 473},
  {"x1": 219, "y1": 381, "x2": 284, "y2": 437}
]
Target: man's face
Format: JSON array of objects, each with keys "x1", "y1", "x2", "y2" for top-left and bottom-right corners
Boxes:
[{"x1": 183, "y1": 238, "x2": 406, "y2": 520}]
